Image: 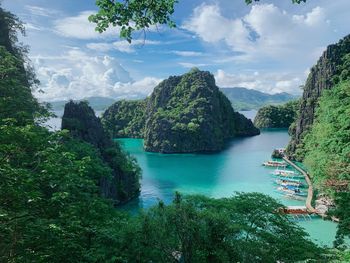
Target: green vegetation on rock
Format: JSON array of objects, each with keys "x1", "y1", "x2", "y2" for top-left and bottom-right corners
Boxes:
[
  {"x1": 302, "y1": 81, "x2": 350, "y2": 246},
  {"x1": 284, "y1": 34, "x2": 350, "y2": 249},
  {"x1": 102, "y1": 99, "x2": 146, "y2": 138},
  {"x1": 102, "y1": 69, "x2": 260, "y2": 153},
  {"x1": 287, "y1": 34, "x2": 350, "y2": 160},
  {"x1": 254, "y1": 100, "x2": 299, "y2": 129},
  {"x1": 62, "y1": 101, "x2": 141, "y2": 204}
]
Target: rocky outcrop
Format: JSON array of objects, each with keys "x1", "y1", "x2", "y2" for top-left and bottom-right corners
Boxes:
[
  {"x1": 62, "y1": 101, "x2": 140, "y2": 204},
  {"x1": 143, "y1": 69, "x2": 238, "y2": 153},
  {"x1": 286, "y1": 34, "x2": 350, "y2": 160},
  {"x1": 233, "y1": 111, "x2": 260, "y2": 136},
  {"x1": 103, "y1": 69, "x2": 259, "y2": 153},
  {"x1": 102, "y1": 99, "x2": 146, "y2": 138},
  {"x1": 253, "y1": 100, "x2": 298, "y2": 129}
]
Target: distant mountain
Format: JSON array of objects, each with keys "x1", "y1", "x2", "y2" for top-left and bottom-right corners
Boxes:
[
  {"x1": 220, "y1": 87, "x2": 298, "y2": 111},
  {"x1": 49, "y1": 97, "x2": 116, "y2": 111}
]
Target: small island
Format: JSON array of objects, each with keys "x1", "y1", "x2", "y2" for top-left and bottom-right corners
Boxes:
[
  {"x1": 253, "y1": 100, "x2": 299, "y2": 129},
  {"x1": 102, "y1": 68, "x2": 260, "y2": 153}
]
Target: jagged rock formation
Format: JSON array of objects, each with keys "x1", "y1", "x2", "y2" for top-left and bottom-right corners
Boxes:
[
  {"x1": 287, "y1": 34, "x2": 350, "y2": 160},
  {"x1": 233, "y1": 111, "x2": 260, "y2": 136},
  {"x1": 103, "y1": 69, "x2": 260, "y2": 153},
  {"x1": 102, "y1": 99, "x2": 146, "y2": 138},
  {"x1": 62, "y1": 101, "x2": 140, "y2": 204},
  {"x1": 253, "y1": 100, "x2": 299, "y2": 129}
]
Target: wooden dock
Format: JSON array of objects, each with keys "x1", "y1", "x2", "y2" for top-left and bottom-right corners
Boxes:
[{"x1": 282, "y1": 157, "x2": 317, "y2": 214}]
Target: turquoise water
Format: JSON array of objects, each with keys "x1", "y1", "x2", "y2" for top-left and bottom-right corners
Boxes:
[{"x1": 118, "y1": 129, "x2": 338, "y2": 247}]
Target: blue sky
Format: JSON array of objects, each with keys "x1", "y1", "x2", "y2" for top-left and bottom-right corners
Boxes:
[{"x1": 3, "y1": 0, "x2": 350, "y2": 101}]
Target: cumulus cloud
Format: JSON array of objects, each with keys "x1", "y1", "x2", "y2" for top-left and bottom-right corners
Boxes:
[
  {"x1": 33, "y1": 50, "x2": 161, "y2": 101},
  {"x1": 183, "y1": 3, "x2": 344, "y2": 65},
  {"x1": 214, "y1": 69, "x2": 302, "y2": 95},
  {"x1": 54, "y1": 11, "x2": 120, "y2": 39}
]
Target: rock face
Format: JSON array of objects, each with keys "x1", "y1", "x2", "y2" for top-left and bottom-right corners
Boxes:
[
  {"x1": 62, "y1": 101, "x2": 140, "y2": 204},
  {"x1": 253, "y1": 100, "x2": 298, "y2": 129},
  {"x1": 102, "y1": 99, "x2": 146, "y2": 138},
  {"x1": 286, "y1": 34, "x2": 350, "y2": 160},
  {"x1": 233, "y1": 111, "x2": 260, "y2": 136}
]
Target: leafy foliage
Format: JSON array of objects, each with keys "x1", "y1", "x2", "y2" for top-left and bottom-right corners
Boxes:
[
  {"x1": 126, "y1": 192, "x2": 323, "y2": 263},
  {"x1": 303, "y1": 82, "x2": 350, "y2": 188},
  {"x1": 102, "y1": 99, "x2": 146, "y2": 138},
  {"x1": 302, "y1": 81, "x2": 350, "y2": 245},
  {"x1": 254, "y1": 100, "x2": 299, "y2": 129},
  {"x1": 0, "y1": 8, "x2": 47, "y2": 125},
  {"x1": 89, "y1": 0, "x2": 178, "y2": 42},
  {"x1": 0, "y1": 122, "x2": 134, "y2": 262}
]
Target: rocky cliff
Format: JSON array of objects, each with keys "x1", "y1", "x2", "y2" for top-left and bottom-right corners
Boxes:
[
  {"x1": 62, "y1": 101, "x2": 140, "y2": 204},
  {"x1": 287, "y1": 34, "x2": 350, "y2": 160}
]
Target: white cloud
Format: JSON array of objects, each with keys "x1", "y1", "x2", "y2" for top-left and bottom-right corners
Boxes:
[
  {"x1": 87, "y1": 39, "x2": 161, "y2": 53},
  {"x1": 178, "y1": 62, "x2": 209, "y2": 68},
  {"x1": 33, "y1": 49, "x2": 161, "y2": 101},
  {"x1": 171, "y1": 51, "x2": 203, "y2": 57},
  {"x1": 25, "y1": 5, "x2": 59, "y2": 17},
  {"x1": 214, "y1": 69, "x2": 302, "y2": 95},
  {"x1": 183, "y1": 3, "x2": 344, "y2": 65},
  {"x1": 54, "y1": 11, "x2": 120, "y2": 39},
  {"x1": 25, "y1": 23, "x2": 42, "y2": 31}
]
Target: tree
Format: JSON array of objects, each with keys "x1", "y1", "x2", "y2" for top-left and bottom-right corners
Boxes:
[
  {"x1": 125, "y1": 192, "x2": 323, "y2": 263},
  {"x1": 0, "y1": 7, "x2": 47, "y2": 125},
  {"x1": 91, "y1": 0, "x2": 307, "y2": 42}
]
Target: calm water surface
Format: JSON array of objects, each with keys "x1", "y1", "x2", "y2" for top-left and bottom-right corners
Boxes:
[
  {"x1": 118, "y1": 129, "x2": 337, "y2": 246},
  {"x1": 45, "y1": 110, "x2": 337, "y2": 246}
]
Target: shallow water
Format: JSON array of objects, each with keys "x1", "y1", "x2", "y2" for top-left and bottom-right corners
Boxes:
[{"x1": 118, "y1": 129, "x2": 338, "y2": 247}]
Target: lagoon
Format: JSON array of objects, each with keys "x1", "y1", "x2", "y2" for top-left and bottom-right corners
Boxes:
[
  {"x1": 118, "y1": 129, "x2": 337, "y2": 247},
  {"x1": 47, "y1": 110, "x2": 337, "y2": 246}
]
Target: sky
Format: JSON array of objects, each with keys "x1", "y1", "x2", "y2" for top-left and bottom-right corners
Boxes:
[{"x1": 2, "y1": 0, "x2": 350, "y2": 101}]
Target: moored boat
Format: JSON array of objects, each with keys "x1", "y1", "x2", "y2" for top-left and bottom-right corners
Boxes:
[
  {"x1": 272, "y1": 172, "x2": 305, "y2": 179},
  {"x1": 263, "y1": 160, "x2": 287, "y2": 168},
  {"x1": 276, "y1": 186, "x2": 307, "y2": 197},
  {"x1": 275, "y1": 178, "x2": 305, "y2": 188},
  {"x1": 272, "y1": 169, "x2": 297, "y2": 176}
]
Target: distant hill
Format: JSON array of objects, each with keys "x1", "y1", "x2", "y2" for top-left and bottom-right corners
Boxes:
[
  {"x1": 220, "y1": 87, "x2": 297, "y2": 110},
  {"x1": 48, "y1": 97, "x2": 116, "y2": 111}
]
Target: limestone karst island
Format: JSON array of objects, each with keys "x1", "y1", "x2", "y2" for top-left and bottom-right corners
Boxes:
[{"x1": 1, "y1": 0, "x2": 349, "y2": 262}]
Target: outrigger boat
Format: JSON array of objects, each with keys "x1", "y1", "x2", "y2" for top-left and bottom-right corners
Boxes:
[
  {"x1": 272, "y1": 173, "x2": 304, "y2": 180},
  {"x1": 276, "y1": 186, "x2": 307, "y2": 197},
  {"x1": 272, "y1": 169, "x2": 297, "y2": 176},
  {"x1": 262, "y1": 160, "x2": 287, "y2": 168},
  {"x1": 275, "y1": 178, "x2": 305, "y2": 188}
]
